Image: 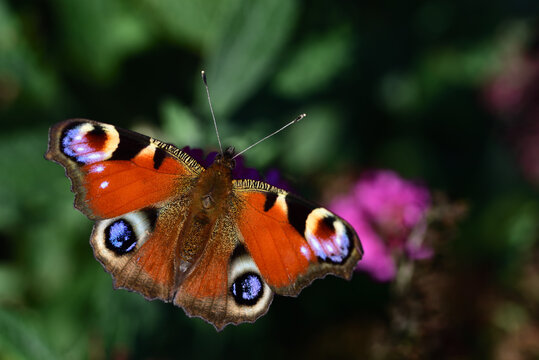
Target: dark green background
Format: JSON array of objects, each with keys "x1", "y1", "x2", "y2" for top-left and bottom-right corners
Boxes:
[{"x1": 1, "y1": 0, "x2": 538, "y2": 359}]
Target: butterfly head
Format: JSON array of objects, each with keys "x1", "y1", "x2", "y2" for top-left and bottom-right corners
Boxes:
[{"x1": 214, "y1": 146, "x2": 236, "y2": 169}]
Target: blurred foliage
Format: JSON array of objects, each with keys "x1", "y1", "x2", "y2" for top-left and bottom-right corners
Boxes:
[{"x1": 0, "y1": 0, "x2": 538, "y2": 359}]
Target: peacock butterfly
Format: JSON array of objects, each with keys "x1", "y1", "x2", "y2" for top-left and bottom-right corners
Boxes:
[{"x1": 45, "y1": 101, "x2": 363, "y2": 330}]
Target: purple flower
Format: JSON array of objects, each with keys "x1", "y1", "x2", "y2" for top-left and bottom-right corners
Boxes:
[{"x1": 330, "y1": 170, "x2": 431, "y2": 282}]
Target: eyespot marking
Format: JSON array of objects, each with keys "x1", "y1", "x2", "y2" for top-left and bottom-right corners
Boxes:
[
  {"x1": 61, "y1": 122, "x2": 97, "y2": 163},
  {"x1": 314, "y1": 216, "x2": 336, "y2": 239},
  {"x1": 227, "y1": 245, "x2": 272, "y2": 312},
  {"x1": 305, "y1": 209, "x2": 353, "y2": 265},
  {"x1": 87, "y1": 125, "x2": 107, "y2": 149},
  {"x1": 60, "y1": 122, "x2": 119, "y2": 164},
  {"x1": 231, "y1": 272, "x2": 264, "y2": 306},
  {"x1": 104, "y1": 219, "x2": 137, "y2": 255}
]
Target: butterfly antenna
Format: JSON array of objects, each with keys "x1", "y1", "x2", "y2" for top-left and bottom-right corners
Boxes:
[
  {"x1": 232, "y1": 113, "x2": 306, "y2": 160},
  {"x1": 201, "y1": 71, "x2": 223, "y2": 154}
]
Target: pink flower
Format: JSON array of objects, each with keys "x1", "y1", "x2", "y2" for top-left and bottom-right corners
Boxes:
[
  {"x1": 483, "y1": 53, "x2": 539, "y2": 116},
  {"x1": 483, "y1": 47, "x2": 539, "y2": 187},
  {"x1": 330, "y1": 170, "x2": 431, "y2": 282}
]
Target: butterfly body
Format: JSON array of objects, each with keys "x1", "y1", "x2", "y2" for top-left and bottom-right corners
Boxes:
[{"x1": 46, "y1": 119, "x2": 363, "y2": 330}]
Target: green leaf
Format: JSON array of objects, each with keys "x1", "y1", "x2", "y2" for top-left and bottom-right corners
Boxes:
[
  {"x1": 139, "y1": 0, "x2": 240, "y2": 49},
  {"x1": 200, "y1": 0, "x2": 299, "y2": 118},
  {"x1": 466, "y1": 193, "x2": 539, "y2": 272},
  {"x1": 0, "y1": 308, "x2": 58, "y2": 360},
  {"x1": 273, "y1": 27, "x2": 354, "y2": 98},
  {"x1": 53, "y1": 0, "x2": 153, "y2": 82},
  {"x1": 160, "y1": 98, "x2": 204, "y2": 147},
  {"x1": 0, "y1": 128, "x2": 89, "y2": 300},
  {"x1": 0, "y1": 0, "x2": 61, "y2": 109},
  {"x1": 0, "y1": 266, "x2": 23, "y2": 304},
  {"x1": 281, "y1": 105, "x2": 341, "y2": 173}
]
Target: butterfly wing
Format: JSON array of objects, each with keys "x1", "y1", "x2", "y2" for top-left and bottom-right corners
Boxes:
[
  {"x1": 45, "y1": 119, "x2": 203, "y2": 219},
  {"x1": 232, "y1": 179, "x2": 363, "y2": 296},
  {"x1": 46, "y1": 119, "x2": 203, "y2": 301},
  {"x1": 89, "y1": 202, "x2": 192, "y2": 301}
]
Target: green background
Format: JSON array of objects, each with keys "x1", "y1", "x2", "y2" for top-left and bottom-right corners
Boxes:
[{"x1": 1, "y1": 0, "x2": 538, "y2": 359}]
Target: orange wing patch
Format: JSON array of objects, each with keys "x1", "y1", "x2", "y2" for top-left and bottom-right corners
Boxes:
[
  {"x1": 82, "y1": 147, "x2": 188, "y2": 218},
  {"x1": 236, "y1": 192, "x2": 314, "y2": 290}
]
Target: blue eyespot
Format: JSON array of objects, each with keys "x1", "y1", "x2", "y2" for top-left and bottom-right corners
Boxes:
[
  {"x1": 60, "y1": 123, "x2": 108, "y2": 164},
  {"x1": 104, "y1": 219, "x2": 137, "y2": 255},
  {"x1": 231, "y1": 272, "x2": 263, "y2": 306}
]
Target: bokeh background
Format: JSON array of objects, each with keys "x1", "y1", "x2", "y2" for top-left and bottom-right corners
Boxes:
[{"x1": 1, "y1": 0, "x2": 539, "y2": 359}]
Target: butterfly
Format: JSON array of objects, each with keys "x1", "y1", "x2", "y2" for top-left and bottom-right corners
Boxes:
[{"x1": 45, "y1": 118, "x2": 363, "y2": 330}]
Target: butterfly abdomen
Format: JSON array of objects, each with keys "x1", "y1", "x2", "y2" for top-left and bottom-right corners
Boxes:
[{"x1": 174, "y1": 159, "x2": 235, "y2": 282}]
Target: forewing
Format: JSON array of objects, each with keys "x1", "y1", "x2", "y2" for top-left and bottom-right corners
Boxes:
[
  {"x1": 232, "y1": 179, "x2": 363, "y2": 296},
  {"x1": 45, "y1": 119, "x2": 203, "y2": 219}
]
